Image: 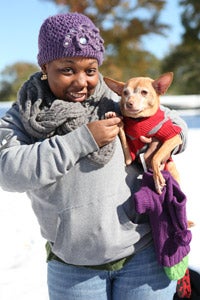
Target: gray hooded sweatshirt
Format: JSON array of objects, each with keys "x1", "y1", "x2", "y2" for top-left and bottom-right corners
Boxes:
[{"x1": 0, "y1": 73, "x2": 187, "y2": 266}]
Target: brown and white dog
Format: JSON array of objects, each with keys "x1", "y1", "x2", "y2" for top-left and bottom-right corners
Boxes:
[{"x1": 104, "y1": 72, "x2": 183, "y2": 195}]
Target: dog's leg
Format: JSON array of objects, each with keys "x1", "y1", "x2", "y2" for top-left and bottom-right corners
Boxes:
[
  {"x1": 119, "y1": 125, "x2": 133, "y2": 165},
  {"x1": 165, "y1": 160, "x2": 180, "y2": 183},
  {"x1": 151, "y1": 135, "x2": 182, "y2": 194}
]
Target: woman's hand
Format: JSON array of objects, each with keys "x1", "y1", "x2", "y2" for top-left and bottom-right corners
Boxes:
[{"x1": 87, "y1": 117, "x2": 122, "y2": 147}]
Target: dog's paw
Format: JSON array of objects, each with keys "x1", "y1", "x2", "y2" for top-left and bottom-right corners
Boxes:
[{"x1": 105, "y1": 111, "x2": 117, "y2": 119}]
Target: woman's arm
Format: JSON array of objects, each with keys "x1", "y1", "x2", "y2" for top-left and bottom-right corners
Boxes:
[
  {"x1": 0, "y1": 106, "x2": 98, "y2": 192},
  {"x1": 0, "y1": 105, "x2": 121, "y2": 193},
  {"x1": 160, "y1": 105, "x2": 188, "y2": 154}
]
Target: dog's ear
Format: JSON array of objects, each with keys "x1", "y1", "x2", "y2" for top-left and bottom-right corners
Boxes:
[
  {"x1": 152, "y1": 72, "x2": 174, "y2": 95},
  {"x1": 104, "y1": 77, "x2": 125, "y2": 96}
]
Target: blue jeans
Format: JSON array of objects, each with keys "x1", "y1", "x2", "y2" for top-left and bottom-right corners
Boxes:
[{"x1": 47, "y1": 245, "x2": 176, "y2": 300}]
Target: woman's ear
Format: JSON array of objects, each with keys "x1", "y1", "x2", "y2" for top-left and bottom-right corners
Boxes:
[
  {"x1": 40, "y1": 64, "x2": 48, "y2": 81},
  {"x1": 41, "y1": 64, "x2": 47, "y2": 74}
]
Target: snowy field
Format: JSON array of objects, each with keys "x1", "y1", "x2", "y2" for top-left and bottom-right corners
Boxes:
[{"x1": 0, "y1": 128, "x2": 199, "y2": 300}]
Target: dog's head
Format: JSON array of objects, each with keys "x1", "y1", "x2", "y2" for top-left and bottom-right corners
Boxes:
[{"x1": 104, "y1": 72, "x2": 173, "y2": 118}]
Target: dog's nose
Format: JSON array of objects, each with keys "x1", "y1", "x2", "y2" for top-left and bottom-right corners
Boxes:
[{"x1": 126, "y1": 102, "x2": 133, "y2": 109}]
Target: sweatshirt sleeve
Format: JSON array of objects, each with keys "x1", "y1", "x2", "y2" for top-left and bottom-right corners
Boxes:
[
  {"x1": 160, "y1": 105, "x2": 188, "y2": 154},
  {"x1": 0, "y1": 106, "x2": 99, "y2": 192}
]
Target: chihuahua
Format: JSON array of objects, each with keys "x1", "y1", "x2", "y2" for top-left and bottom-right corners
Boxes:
[{"x1": 104, "y1": 72, "x2": 183, "y2": 195}]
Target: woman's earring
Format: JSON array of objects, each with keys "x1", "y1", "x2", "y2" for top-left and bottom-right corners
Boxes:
[{"x1": 41, "y1": 73, "x2": 47, "y2": 80}]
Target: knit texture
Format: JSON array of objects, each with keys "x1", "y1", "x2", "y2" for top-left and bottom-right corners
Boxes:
[
  {"x1": 124, "y1": 108, "x2": 181, "y2": 160},
  {"x1": 17, "y1": 72, "x2": 116, "y2": 165},
  {"x1": 164, "y1": 255, "x2": 188, "y2": 280},
  {"x1": 134, "y1": 170, "x2": 192, "y2": 267},
  {"x1": 176, "y1": 268, "x2": 191, "y2": 298},
  {"x1": 37, "y1": 13, "x2": 105, "y2": 66}
]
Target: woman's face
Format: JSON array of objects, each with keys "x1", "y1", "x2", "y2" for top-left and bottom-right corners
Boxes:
[{"x1": 42, "y1": 57, "x2": 99, "y2": 102}]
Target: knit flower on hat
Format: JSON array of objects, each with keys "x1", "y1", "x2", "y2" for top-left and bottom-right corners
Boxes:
[{"x1": 63, "y1": 24, "x2": 104, "y2": 51}]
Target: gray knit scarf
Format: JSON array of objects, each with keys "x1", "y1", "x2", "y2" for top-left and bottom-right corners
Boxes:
[{"x1": 17, "y1": 72, "x2": 116, "y2": 165}]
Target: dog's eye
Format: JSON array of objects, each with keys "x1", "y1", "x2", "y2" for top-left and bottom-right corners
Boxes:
[
  {"x1": 123, "y1": 89, "x2": 129, "y2": 97},
  {"x1": 141, "y1": 89, "x2": 148, "y2": 96}
]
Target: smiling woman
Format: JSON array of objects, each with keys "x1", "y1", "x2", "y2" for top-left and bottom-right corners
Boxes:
[{"x1": 0, "y1": 12, "x2": 189, "y2": 300}]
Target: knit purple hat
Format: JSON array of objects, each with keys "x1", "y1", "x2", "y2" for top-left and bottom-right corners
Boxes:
[{"x1": 37, "y1": 13, "x2": 105, "y2": 67}]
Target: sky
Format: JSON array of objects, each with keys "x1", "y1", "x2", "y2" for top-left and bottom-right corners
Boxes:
[{"x1": 0, "y1": 0, "x2": 184, "y2": 73}]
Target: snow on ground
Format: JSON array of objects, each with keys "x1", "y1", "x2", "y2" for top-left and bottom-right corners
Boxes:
[
  {"x1": 0, "y1": 192, "x2": 48, "y2": 300},
  {"x1": 0, "y1": 128, "x2": 199, "y2": 300}
]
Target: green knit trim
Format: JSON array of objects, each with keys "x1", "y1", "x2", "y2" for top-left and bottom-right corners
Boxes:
[{"x1": 164, "y1": 255, "x2": 189, "y2": 280}]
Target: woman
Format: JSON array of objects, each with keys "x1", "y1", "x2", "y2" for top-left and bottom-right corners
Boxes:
[{"x1": 0, "y1": 13, "x2": 188, "y2": 299}]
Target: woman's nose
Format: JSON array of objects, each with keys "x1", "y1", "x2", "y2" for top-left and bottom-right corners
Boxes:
[{"x1": 73, "y1": 73, "x2": 87, "y2": 88}]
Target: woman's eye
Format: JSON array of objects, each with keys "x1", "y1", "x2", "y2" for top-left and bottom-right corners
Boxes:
[
  {"x1": 62, "y1": 67, "x2": 73, "y2": 74},
  {"x1": 86, "y1": 69, "x2": 96, "y2": 76}
]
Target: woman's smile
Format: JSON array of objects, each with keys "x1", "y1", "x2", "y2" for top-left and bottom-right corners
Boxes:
[{"x1": 67, "y1": 91, "x2": 88, "y2": 102}]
